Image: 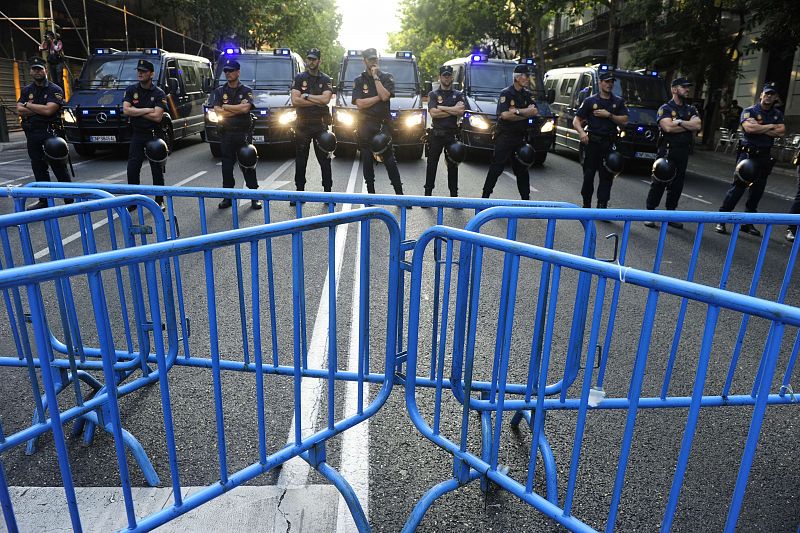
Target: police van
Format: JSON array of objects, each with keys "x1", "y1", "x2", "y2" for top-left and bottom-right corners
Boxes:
[
  {"x1": 331, "y1": 50, "x2": 427, "y2": 159},
  {"x1": 544, "y1": 64, "x2": 668, "y2": 164},
  {"x1": 442, "y1": 55, "x2": 557, "y2": 165},
  {"x1": 63, "y1": 48, "x2": 212, "y2": 157},
  {"x1": 203, "y1": 47, "x2": 304, "y2": 157}
]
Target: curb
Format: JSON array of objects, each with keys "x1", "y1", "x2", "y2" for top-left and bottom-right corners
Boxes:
[{"x1": 0, "y1": 141, "x2": 26, "y2": 152}]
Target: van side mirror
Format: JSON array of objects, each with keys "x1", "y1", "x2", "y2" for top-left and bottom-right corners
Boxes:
[
  {"x1": 547, "y1": 88, "x2": 556, "y2": 104},
  {"x1": 423, "y1": 80, "x2": 432, "y2": 94},
  {"x1": 202, "y1": 77, "x2": 214, "y2": 92},
  {"x1": 453, "y1": 82, "x2": 462, "y2": 91},
  {"x1": 167, "y1": 77, "x2": 179, "y2": 95}
]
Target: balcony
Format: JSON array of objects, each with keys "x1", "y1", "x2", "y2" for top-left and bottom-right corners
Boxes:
[{"x1": 544, "y1": 12, "x2": 610, "y2": 47}]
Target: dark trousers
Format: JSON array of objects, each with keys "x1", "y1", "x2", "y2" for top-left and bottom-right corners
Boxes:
[
  {"x1": 482, "y1": 131, "x2": 529, "y2": 200},
  {"x1": 424, "y1": 131, "x2": 458, "y2": 197},
  {"x1": 719, "y1": 151, "x2": 772, "y2": 213},
  {"x1": 581, "y1": 138, "x2": 614, "y2": 207},
  {"x1": 646, "y1": 145, "x2": 689, "y2": 210},
  {"x1": 127, "y1": 131, "x2": 165, "y2": 188},
  {"x1": 294, "y1": 125, "x2": 332, "y2": 192},
  {"x1": 789, "y1": 166, "x2": 800, "y2": 232},
  {"x1": 49, "y1": 63, "x2": 63, "y2": 92},
  {"x1": 357, "y1": 121, "x2": 403, "y2": 194},
  {"x1": 221, "y1": 131, "x2": 258, "y2": 189},
  {"x1": 26, "y1": 129, "x2": 71, "y2": 202}
]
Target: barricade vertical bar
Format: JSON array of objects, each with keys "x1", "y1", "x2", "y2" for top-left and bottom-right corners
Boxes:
[
  {"x1": 88, "y1": 271, "x2": 137, "y2": 530},
  {"x1": 358, "y1": 219, "x2": 370, "y2": 413},
  {"x1": 525, "y1": 219, "x2": 557, "y2": 403},
  {"x1": 661, "y1": 225, "x2": 705, "y2": 399},
  {"x1": 144, "y1": 256, "x2": 183, "y2": 507},
  {"x1": 597, "y1": 221, "x2": 632, "y2": 389},
  {"x1": 525, "y1": 265, "x2": 560, "y2": 493},
  {"x1": 780, "y1": 332, "x2": 800, "y2": 396},
  {"x1": 0, "y1": 455, "x2": 18, "y2": 533},
  {"x1": 231, "y1": 205, "x2": 252, "y2": 366},
  {"x1": 299, "y1": 222, "x2": 309, "y2": 370},
  {"x1": 428, "y1": 209, "x2": 445, "y2": 381},
  {"x1": 724, "y1": 322, "x2": 786, "y2": 532},
  {"x1": 433, "y1": 239, "x2": 454, "y2": 435},
  {"x1": 458, "y1": 242, "x2": 483, "y2": 455},
  {"x1": 489, "y1": 219, "x2": 518, "y2": 405},
  {"x1": 166, "y1": 199, "x2": 192, "y2": 359},
  {"x1": 292, "y1": 231, "x2": 304, "y2": 443},
  {"x1": 250, "y1": 240, "x2": 268, "y2": 465},
  {"x1": 204, "y1": 247, "x2": 229, "y2": 483},
  {"x1": 564, "y1": 276, "x2": 608, "y2": 516},
  {"x1": 489, "y1": 253, "x2": 521, "y2": 470},
  {"x1": 26, "y1": 285, "x2": 83, "y2": 533},
  {"x1": 0, "y1": 232, "x2": 27, "y2": 360},
  {"x1": 327, "y1": 221, "x2": 337, "y2": 430},
  {"x1": 661, "y1": 304, "x2": 721, "y2": 529}
]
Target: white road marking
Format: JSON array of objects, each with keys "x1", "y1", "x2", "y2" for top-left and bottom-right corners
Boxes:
[
  {"x1": 32, "y1": 171, "x2": 207, "y2": 260},
  {"x1": 277, "y1": 158, "x2": 359, "y2": 488},
  {"x1": 335, "y1": 176, "x2": 369, "y2": 533},
  {"x1": 0, "y1": 158, "x2": 26, "y2": 165},
  {"x1": 638, "y1": 179, "x2": 712, "y2": 205},
  {"x1": 236, "y1": 160, "x2": 294, "y2": 207},
  {"x1": 103, "y1": 170, "x2": 128, "y2": 180},
  {"x1": 503, "y1": 170, "x2": 539, "y2": 192}
]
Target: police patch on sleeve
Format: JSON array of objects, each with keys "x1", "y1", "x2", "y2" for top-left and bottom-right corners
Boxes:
[
  {"x1": 743, "y1": 111, "x2": 750, "y2": 119},
  {"x1": 510, "y1": 100, "x2": 515, "y2": 107},
  {"x1": 658, "y1": 108, "x2": 664, "y2": 116},
  {"x1": 133, "y1": 92, "x2": 138, "y2": 99},
  {"x1": 54, "y1": 93, "x2": 63, "y2": 100},
  {"x1": 592, "y1": 103, "x2": 597, "y2": 110},
  {"x1": 499, "y1": 96, "x2": 506, "y2": 103},
  {"x1": 671, "y1": 111, "x2": 676, "y2": 117}
]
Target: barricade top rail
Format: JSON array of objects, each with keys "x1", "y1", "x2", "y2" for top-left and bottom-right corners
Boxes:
[
  {"x1": 414, "y1": 225, "x2": 800, "y2": 328},
  {"x1": 0, "y1": 207, "x2": 400, "y2": 290}
]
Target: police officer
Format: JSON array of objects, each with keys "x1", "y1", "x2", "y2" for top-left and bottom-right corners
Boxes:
[
  {"x1": 16, "y1": 56, "x2": 72, "y2": 210},
  {"x1": 425, "y1": 65, "x2": 467, "y2": 197},
  {"x1": 715, "y1": 83, "x2": 785, "y2": 236},
  {"x1": 481, "y1": 64, "x2": 537, "y2": 200},
  {"x1": 291, "y1": 48, "x2": 333, "y2": 193},
  {"x1": 352, "y1": 48, "x2": 404, "y2": 195},
  {"x1": 787, "y1": 149, "x2": 799, "y2": 242},
  {"x1": 572, "y1": 70, "x2": 629, "y2": 209},
  {"x1": 644, "y1": 77, "x2": 702, "y2": 229},
  {"x1": 123, "y1": 59, "x2": 167, "y2": 209},
  {"x1": 212, "y1": 58, "x2": 262, "y2": 210}
]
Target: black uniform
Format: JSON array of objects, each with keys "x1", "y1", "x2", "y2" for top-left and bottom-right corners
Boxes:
[
  {"x1": 124, "y1": 82, "x2": 168, "y2": 188},
  {"x1": 425, "y1": 87, "x2": 467, "y2": 197},
  {"x1": 481, "y1": 84, "x2": 535, "y2": 200},
  {"x1": 352, "y1": 71, "x2": 403, "y2": 194},
  {"x1": 646, "y1": 100, "x2": 699, "y2": 210},
  {"x1": 719, "y1": 103, "x2": 783, "y2": 213},
  {"x1": 575, "y1": 93, "x2": 628, "y2": 207},
  {"x1": 211, "y1": 82, "x2": 258, "y2": 189},
  {"x1": 292, "y1": 71, "x2": 333, "y2": 192},
  {"x1": 18, "y1": 80, "x2": 71, "y2": 191}
]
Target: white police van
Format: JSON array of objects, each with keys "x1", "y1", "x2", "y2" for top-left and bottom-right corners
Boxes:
[{"x1": 203, "y1": 47, "x2": 304, "y2": 157}]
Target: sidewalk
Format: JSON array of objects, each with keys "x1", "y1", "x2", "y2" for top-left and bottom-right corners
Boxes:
[
  {"x1": 688, "y1": 145, "x2": 797, "y2": 201},
  {"x1": 0, "y1": 129, "x2": 26, "y2": 152}
]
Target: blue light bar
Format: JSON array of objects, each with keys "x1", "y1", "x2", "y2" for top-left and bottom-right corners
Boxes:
[
  {"x1": 224, "y1": 48, "x2": 242, "y2": 55},
  {"x1": 145, "y1": 48, "x2": 160, "y2": 55},
  {"x1": 650, "y1": 70, "x2": 658, "y2": 77},
  {"x1": 94, "y1": 48, "x2": 106, "y2": 54},
  {"x1": 471, "y1": 54, "x2": 485, "y2": 63},
  {"x1": 347, "y1": 50, "x2": 360, "y2": 56},
  {"x1": 599, "y1": 64, "x2": 609, "y2": 71},
  {"x1": 395, "y1": 51, "x2": 412, "y2": 59},
  {"x1": 274, "y1": 48, "x2": 290, "y2": 55},
  {"x1": 523, "y1": 58, "x2": 535, "y2": 65},
  {"x1": 637, "y1": 126, "x2": 644, "y2": 132},
  {"x1": 390, "y1": 111, "x2": 398, "y2": 118},
  {"x1": 109, "y1": 110, "x2": 116, "y2": 115},
  {"x1": 259, "y1": 110, "x2": 267, "y2": 115}
]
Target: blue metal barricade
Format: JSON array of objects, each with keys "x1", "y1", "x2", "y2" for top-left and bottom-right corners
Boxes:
[
  {"x1": 0, "y1": 207, "x2": 400, "y2": 533},
  {"x1": 403, "y1": 221, "x2": 800, "y2": 532}
]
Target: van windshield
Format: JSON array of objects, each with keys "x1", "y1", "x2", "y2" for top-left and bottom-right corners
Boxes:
[
  {"x1": 79, "y1": 56, "x2": 159, "y2": 89},
  {"x1": 341, "y1": 59, "x2": 417, "y2": 89},
  {"x1": 613, "y1": 75, "x2": 667, "y2": 107},
  {"x1": 218, "y1": 58, "x2": 294, "y2": 90},
  {"x1": 468, "y1": 63, "x2": 514, "y2": 94}
]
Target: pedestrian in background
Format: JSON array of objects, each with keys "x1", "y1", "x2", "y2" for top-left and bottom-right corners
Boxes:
[
  {"x1": 39, "y1": 30, "x2": 64, "y2": 90},
  {"x1": 715, "y1": 83, "x2": 785, "y2": 236}
]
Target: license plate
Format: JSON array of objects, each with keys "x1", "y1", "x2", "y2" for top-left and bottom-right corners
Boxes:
[
  {"x1": 252, "y1": 135, "x2": 265, "y2": 142},
  {"x1": 89, "y1": 135, "x2": 116, "y2": 142},
  {"x1": 635, "y1": 151, "x2": 657, "y2": 160}
]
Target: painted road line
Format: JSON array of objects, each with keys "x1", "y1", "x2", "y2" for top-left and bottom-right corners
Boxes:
[
  {"x1": 503, "y1": 170, "x2": 539, "y2": 192},
  {"x1": 32, "y1": 171, "x2": 207, "y2": 260},
  {"x1": 335, "y1": 175, "x2": 369, "y2": 533},
  {"x1": 637, "y1": 179, "x2": 713, "y2": 205},
  {"x1": 236, "y1": 159, "x2": 294, "y2": 207},
  {"x1": 277, "y1": 157, "x2": 360, "y2": 488}
]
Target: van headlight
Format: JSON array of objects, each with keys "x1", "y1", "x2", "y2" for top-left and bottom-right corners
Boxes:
[
  {"x1": 404, "y1": 112, "x2": 424, "y2": 128},
  {"x1": 470, "y1": 115, "x2": 490, "y2": 130},
  {"x1": 206, "y1": 109, "x2": 219, "y2": 123},
  {"x1": 540, "y1": 120, "x2": 554, "y2": 133},
  {"x1": 63, "y1": 109, "x2": 76, "y2": 124},
  {"x1": 278, "y1": 109, "x2": 297, "y2": 125},
  {"x1": 336, "y1": 110, "x2": 354, "y2": 126}
]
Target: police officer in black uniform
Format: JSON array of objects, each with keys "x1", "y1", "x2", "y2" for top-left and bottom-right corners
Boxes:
[
  {"x1": 122, "y1": 59, "x2": 168, "y2": 208},
  {"x1": 291, "y1": 48, "x2": 333, "y2": 193},
  {"x1": 352, "y1": 48, "x2": 404, "y2": 195},
  {"x1": 715, "y1": 83, "x2": 785, "y2": 236},
  {"x1": 16, "y1": 57, "x2": 72, "y2": 210},
  {"x1": 644, "y1": 77, "x2": 702, "y2": 229},
  {"x1": 787, "y1": 147, "x2": 800, "y2": 242},
  {"x1": 481, "y1": 64, "x2": 537, "y2": 200},
  {"x1": 425, "y1": 65, "x2": 467, "y2": 197},
  {"x1": 573, "y1": 70, "x2": 629, "y2": 208},
  {"x1": 212, "y1": 58, "x2": 261, "y2": 209}
]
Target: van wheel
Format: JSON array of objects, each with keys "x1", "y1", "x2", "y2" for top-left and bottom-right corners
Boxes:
[
  {"x1": 210, "y1": 143, "x2": 221, "y2": 158},
  {"x1": 533, "y1": 151, "x2": 547, "y2": 166},
  {"x1": 74, "y1": 144, "x2": 95, "y2": 158},
  {"x1": 200, "y1": 131, "x2": 206, "y2": 142}
]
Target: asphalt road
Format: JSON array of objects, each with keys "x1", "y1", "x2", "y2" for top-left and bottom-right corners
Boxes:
[{"x1": 0, "y1": 136, "x2": 798, "y2": 533}]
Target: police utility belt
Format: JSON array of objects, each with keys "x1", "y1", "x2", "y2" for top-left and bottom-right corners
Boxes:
[
  {"x1": 429, "y1": 127, "x2": 458, "y2": 138},
  {"x1": 738, "y1": 144, "x2": 772, "y2": 158},
  {"x1": 22, "y1": 119, "x2": 58, "y2": 132},
  {"x1": 587, "y1": 132, "x2": 617, "y2": 143}
]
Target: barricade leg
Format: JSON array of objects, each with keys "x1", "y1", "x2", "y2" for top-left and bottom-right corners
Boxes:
[
  {"x1": 0, "y1": 457, "x2": 18, "y2": 533},
  {"x1": 401, "y1": 469, "x2": 483, "y2": 533}
]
